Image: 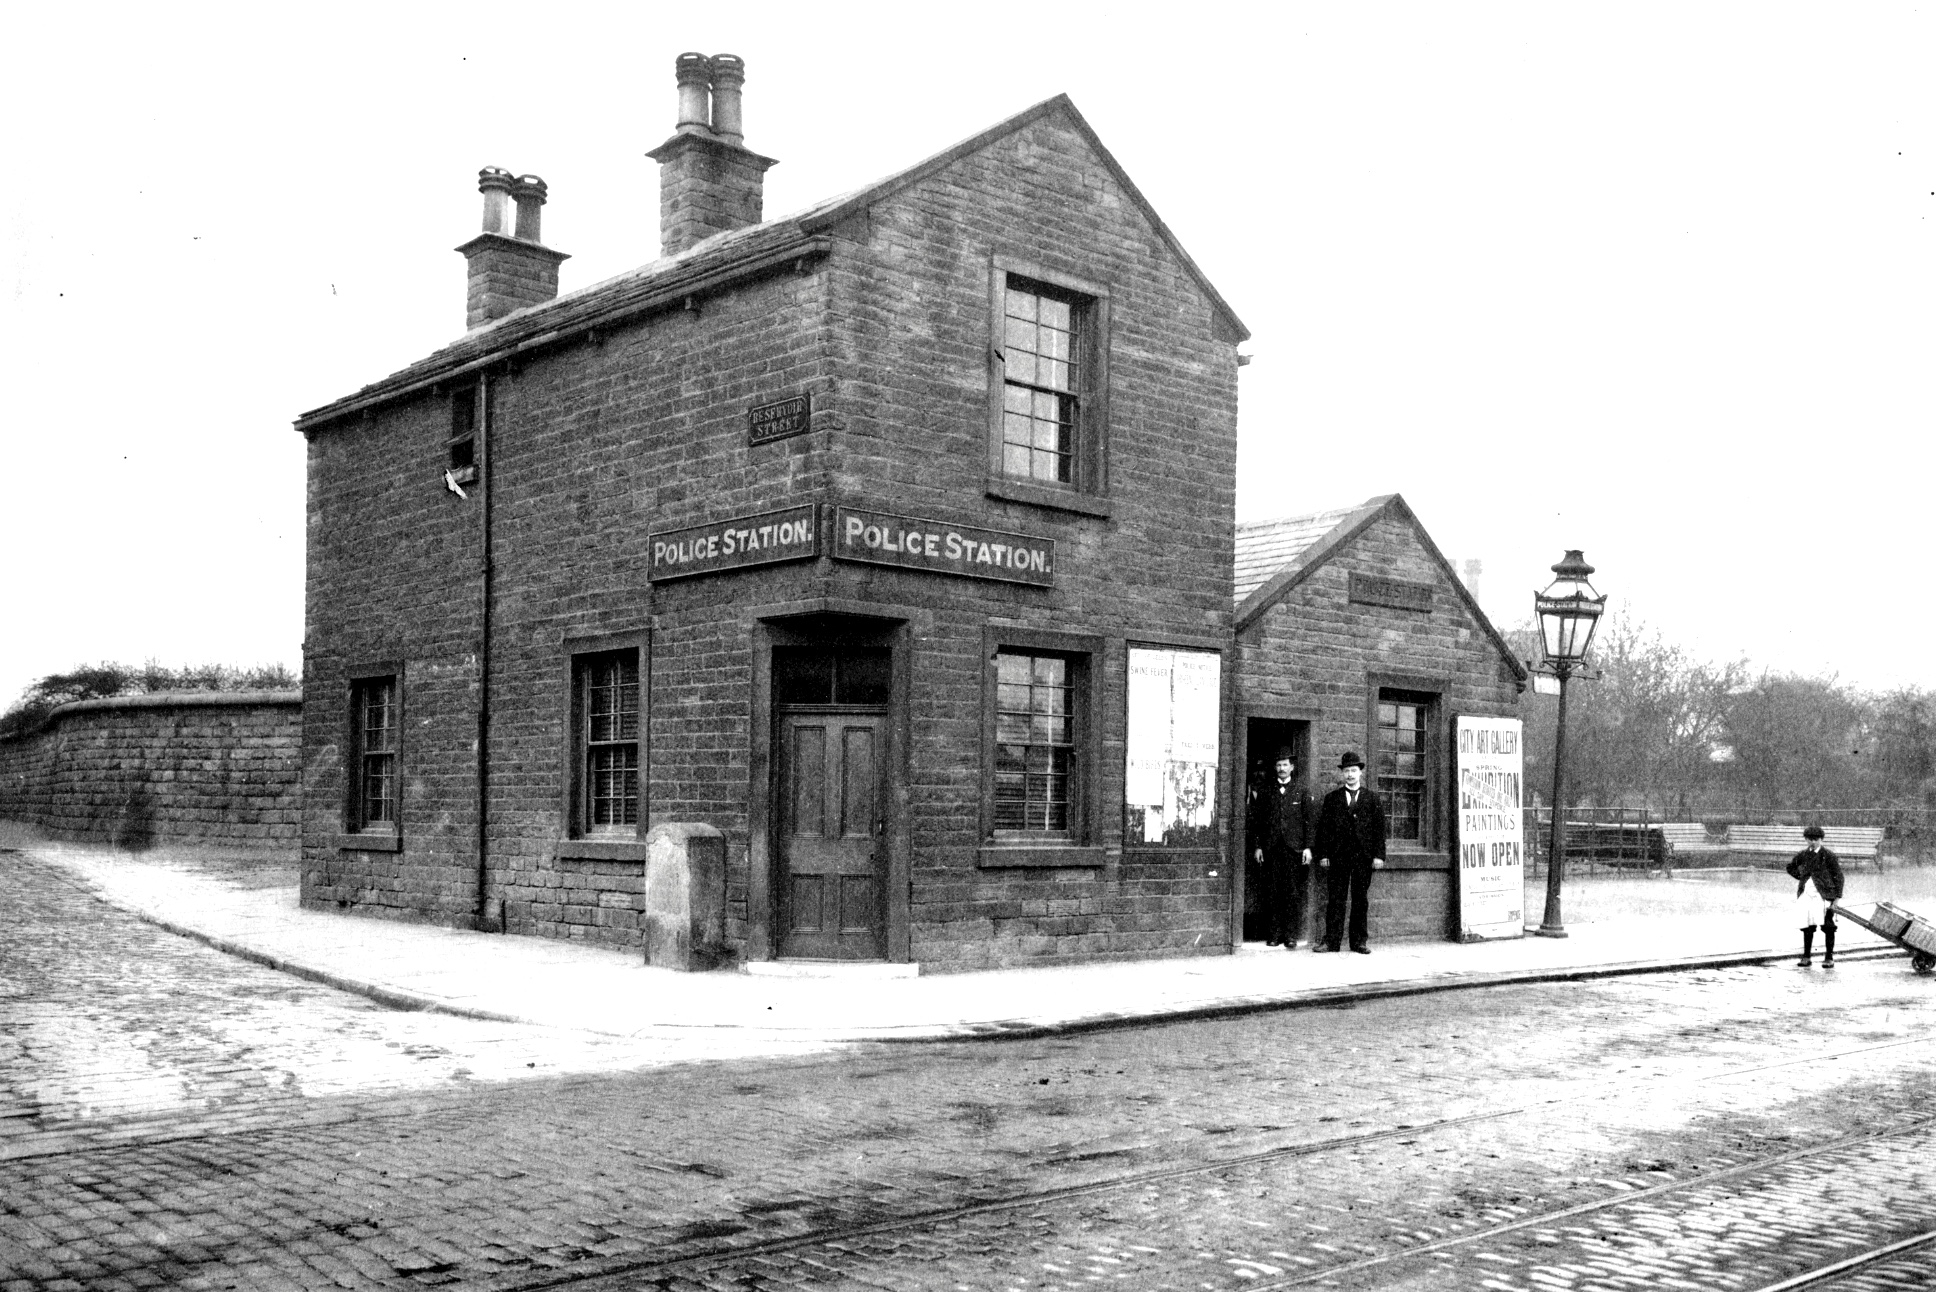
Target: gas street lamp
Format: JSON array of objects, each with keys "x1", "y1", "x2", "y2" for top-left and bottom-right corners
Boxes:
[{"x1": 1532, "y1": 550, "x2": 1607, "y2": 938}]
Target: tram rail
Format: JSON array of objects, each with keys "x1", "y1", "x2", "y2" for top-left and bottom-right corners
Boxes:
[
  {"x1": 1746, "y1": 1228, "x2": 1936, "y2": 1291},
  {"x1": 506, "y1": 1028, "x2": 1936, "y2": 1291}
]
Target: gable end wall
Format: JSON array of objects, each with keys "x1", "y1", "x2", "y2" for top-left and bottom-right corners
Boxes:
[{"x1": 1236, "y1": 512, "x2": 1522, "y2": 942}]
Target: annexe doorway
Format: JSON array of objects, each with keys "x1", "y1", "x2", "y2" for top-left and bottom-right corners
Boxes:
[{"x1": 1238, "y1": 714, "x2": 1312, "y2": 945}]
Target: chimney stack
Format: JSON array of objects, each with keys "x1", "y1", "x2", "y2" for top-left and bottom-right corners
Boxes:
[
  {"x1": 646, "y1": 52, "x2": 776, "y2": 258},
  {"x1": 1461, "y1": 559, "x2": 1483, "y2": 601},
  {"x1": 457, "y1": 167, "x2": 570, "y2": 331}
]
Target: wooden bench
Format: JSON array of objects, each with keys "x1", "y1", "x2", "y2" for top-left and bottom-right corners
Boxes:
[
  {"x1": 1659, "y1": 823, "x2": 1726, "y2": 856},
  {"x1": 1560, "y1": 822, "x2": 1670, "y2": 869},
  {"x1": 1722, "y1": 824, "x2": 1886, "y2": 861}
]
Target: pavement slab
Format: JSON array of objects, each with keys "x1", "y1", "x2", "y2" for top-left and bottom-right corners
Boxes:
[{"x1": 4, "y1": 830, "x2": 1909, "y2": 1051}]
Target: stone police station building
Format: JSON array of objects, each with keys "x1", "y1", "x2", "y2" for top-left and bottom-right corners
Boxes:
[{"x1": 296, "y1": 55, "x2": 1526, "y2": 972}]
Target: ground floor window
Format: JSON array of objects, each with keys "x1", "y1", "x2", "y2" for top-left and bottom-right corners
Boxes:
[
  {"x1": 575, "y1": 648, "x2": 641, "y2": 835},
  {"x1": 980, "y1": 629, "x2": 1101, "y2": 856},
  {"x1": 348, "y1": 672, "x2": 398, "y2": 832},
  {"x1": 995, "y1": 651, "x2": 1077, "y2": 833},
  {"x1": 1376, "y1": 688, "x2": 1435, "y2": 843}
]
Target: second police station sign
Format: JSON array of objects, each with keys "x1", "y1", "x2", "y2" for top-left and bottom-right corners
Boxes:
[{"x1": 833, "y1": 507, "x2": 1054, "y2": 587}]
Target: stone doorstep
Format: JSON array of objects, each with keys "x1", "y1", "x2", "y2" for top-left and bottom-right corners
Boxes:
[{"x1": 741, "y1": 959, "x2": 921, "y2": 980}]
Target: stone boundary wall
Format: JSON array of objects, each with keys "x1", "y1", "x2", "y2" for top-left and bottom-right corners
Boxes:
[{"x1": 0, "y1": 692, "x2": 302, "y2": 853}]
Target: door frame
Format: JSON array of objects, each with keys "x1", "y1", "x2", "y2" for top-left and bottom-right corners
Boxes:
[
  {"x1": 746, "y1": 603, "x2": 915, "y2": 963},
  {"x1": 1232, "y1": 701, "x2": 1322, "y2": 949}
]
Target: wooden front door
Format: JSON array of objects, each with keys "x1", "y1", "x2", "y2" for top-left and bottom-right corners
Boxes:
[{"x1": 778, "y1": 710, "x2": 885, "y2": 959}]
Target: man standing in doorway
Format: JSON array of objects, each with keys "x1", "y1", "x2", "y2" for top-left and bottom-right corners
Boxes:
[
  {"x1": 1250, "y1": 748, "x2": 1314, "y2": 947},
  {"x1": 1315, "y1": 751, "x2": 1386, "y2": 954}
]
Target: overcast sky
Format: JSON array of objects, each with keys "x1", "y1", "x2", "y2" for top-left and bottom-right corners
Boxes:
[{"x1": 2, "y1": 2, "x2": 1930, "y2": 708}]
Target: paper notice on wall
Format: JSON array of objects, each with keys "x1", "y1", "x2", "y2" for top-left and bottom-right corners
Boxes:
[
  {"x1": 1165, "y1": 761, "x2": 1215, "y2": 832},
  {"x1": 1170, "y1": 651, "x2": 1221, "y2": 764},
  {"x1": 1454, "y1": 715, "x2": 1526, "y2": 941},
  {"x1": 1125, "y1": 649, "x2": 1171, "y2": 806},
  {"x1": 1125, "y1": 646, "x2": 1222, "y2": 846}
]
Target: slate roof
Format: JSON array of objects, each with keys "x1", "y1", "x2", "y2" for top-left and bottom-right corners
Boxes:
[
  {"x1": 1233, "y1": 504, "x2": 1364, "y2": 605},
  {"x1": 296, "y1": 94, "x2": 1247, "y2": 434}
]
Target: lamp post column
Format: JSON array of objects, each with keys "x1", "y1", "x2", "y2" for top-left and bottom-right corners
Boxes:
[{"x1": 1537, "y1": 662, "x2": 1573, "y2": 937}]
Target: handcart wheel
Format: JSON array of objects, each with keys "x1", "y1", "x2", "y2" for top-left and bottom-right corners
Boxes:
[{"x1": 1913, "y1": 953, "x2": 1936, "y2": 977}]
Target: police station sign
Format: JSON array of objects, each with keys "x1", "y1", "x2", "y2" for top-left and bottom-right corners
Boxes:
[
  {"x1": 649, "y1": 504, "x2": 819, "y2": 581},
  {"x1": 1454, "y1": 714, "x2": 1525, "y2": 941},
  {"x1": 832, "y1": 507, "x2": 1054, "y2": 587}
]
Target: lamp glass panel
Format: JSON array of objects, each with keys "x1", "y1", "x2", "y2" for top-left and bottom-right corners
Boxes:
[
  {"x1": 1572, "y1": 609, "x2": 1602, "y2": 659},
  {"x1": 1560, "y1": 615, "x2": 1589, "y2": 660}
]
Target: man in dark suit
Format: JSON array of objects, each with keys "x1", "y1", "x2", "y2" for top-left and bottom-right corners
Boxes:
[
  {"x1": 1248, "y1": 748, "x2": 1314, "y2": 947},
  {"x1": 1314, "y1": 751, "x2": 1386, "y2": 954}
]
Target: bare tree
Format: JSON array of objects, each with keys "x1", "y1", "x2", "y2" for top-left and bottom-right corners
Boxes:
[
  {"x1": 1722, "y1": 673, "x2": 1867, "y2": 809},
  {"x1": 1869, "y1": 687, "x2": 1935, "y2": 808},
  {"x1": 1508, "y1": 610, "x2": 1744, "y2": 814}
]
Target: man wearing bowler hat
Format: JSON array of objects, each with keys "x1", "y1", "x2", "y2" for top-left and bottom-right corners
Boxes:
[
  {"x1": 1314, "y1": 751, "x2": 1386, "y2": 954},
  {"x1": 1249, "y1": 747, "x2": 1314, "y2": 947}
]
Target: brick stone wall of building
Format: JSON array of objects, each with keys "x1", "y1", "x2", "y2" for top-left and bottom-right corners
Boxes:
[
  {"x1": 0, "y1": 693, "x2": 302, "y2": 853},
  {"x1": 1236, "y1": 509, "x2": 1525, "y2": 943},
  {"x1": 300, "y1": 105, "x2": 1242, "y2": 969},
  {"x1": 732, "y1": 114, "x2": 1235, "y2": 970},
  {"x1": 302, "y1": 249, "x2": 832, "y2": 937}
]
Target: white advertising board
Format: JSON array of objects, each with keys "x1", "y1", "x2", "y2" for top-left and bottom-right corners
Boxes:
[{"x1": 1455, "y1": 715, "x2": 1525, "y2": 940}]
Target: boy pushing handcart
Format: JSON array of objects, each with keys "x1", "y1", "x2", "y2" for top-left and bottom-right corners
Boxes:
[{"x1": 1828, "y1": 899, "x2": 1936, "y2": 976}]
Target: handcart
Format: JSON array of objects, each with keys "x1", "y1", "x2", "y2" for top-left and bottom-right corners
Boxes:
[{"x1": 1830, "y1": 902, "x2": 1936, "y2": 975}]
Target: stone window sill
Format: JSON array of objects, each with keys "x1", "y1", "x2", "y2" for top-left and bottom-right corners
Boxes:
[
  {"x1": 556, "y1": 837, "x2": 651, "y2": 863},
  {"x1": 984, "y1": 479, "x2": 1112, "y2": 519},
  {"x1": 1379, "y1": 849, "x2": 1450, "y2": 871},
  {"x1": 977, "y1": 844, "x2": 1105, "y2": 869},
  {"x1": 335, "y1": 831, "x2": 400, "y2": 853}
]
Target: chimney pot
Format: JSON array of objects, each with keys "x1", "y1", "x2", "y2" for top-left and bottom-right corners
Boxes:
[
  {"x1": 708, "y1": 53, "x2": 745, "y2": 142},
  {"x1": 511, "y1": 174, "x2": 548, "y2": 242},
  {"x1": 478, "y1": 167, "x2": 515, "y2": 235},
  {"x1": 675, "y1": 52, "x2": 712, "y2": 130}
]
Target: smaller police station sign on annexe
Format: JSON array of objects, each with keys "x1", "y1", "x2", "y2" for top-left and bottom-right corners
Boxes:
[
  {"x1": 833, "y1": 507, "x2": 1054, "y2": 587},
  {"x1": 649, "y1": 504, "x2": 820, "y2": 582}
]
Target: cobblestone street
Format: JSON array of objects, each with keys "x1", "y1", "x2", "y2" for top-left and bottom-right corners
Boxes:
[{"x1": 7, "y1": 849, "x2": 1936, "y2": 1290}]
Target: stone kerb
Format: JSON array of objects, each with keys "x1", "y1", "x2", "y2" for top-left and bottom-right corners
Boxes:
[{"x1": 644, "y1": 822, "x2": 728, "y2": 970}]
